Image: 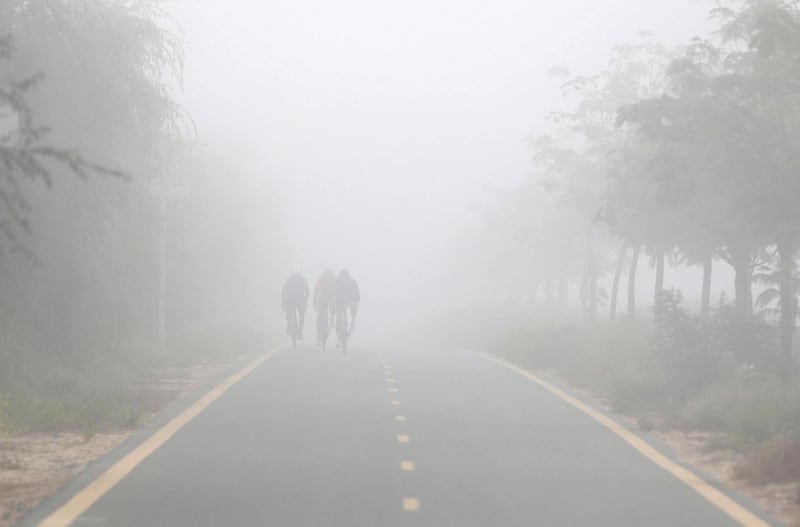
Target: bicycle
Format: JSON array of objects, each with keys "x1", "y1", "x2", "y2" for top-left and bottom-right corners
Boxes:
[
  {"x1": 287, "y1": 309, "x2": 300, "y2": 350},
  {"x1": 316, "y1": 305, "x2": 331, "y2": 350},
  {"x1": 336, "y1": 308, "x2": 350, "y2": 354}
]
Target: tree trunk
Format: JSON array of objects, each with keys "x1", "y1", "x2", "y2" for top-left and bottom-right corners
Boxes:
[
  {"x1": 531, "y1": 281, "x2": 540, "y2": 304},
  {"x1": 777, "y1": 238, "x2": 797, "y2": 375},
  {"x1": 587, "y1": 229, "x2": 597, "y2": 321},
  {"x1": 558, "y1": 268, "x2": 568, "y2": 304},
  {"x1": 654, "y1": 249, "x2": 665, "y2": 308},
  {"x1": 580, "y1": 269, "x2": 588, "y2": 315},
  {"x1": 701, "y1": 255, "x2": 712, "y2": 322},
  {"x1": 610, "y1": 243, "x2": 626, "y2": 321},
  {"x1": 729, "y1": 246, "x2": 754, "y2": 362},
  {"x1": 628, "y1": 246, "x2": 640, "y2": 319},
  {"x1": 731, "y1": 249, "x2": 754, "y2": 322},
  {"x1": 545, "y1": 278, "x2": 554, "y2": 304}
]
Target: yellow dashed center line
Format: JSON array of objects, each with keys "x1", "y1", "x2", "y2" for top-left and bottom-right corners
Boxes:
[
  {"x1": 403, "y1": 498, "x2": 420, "y2": 512},
  {"x1": 401, "y1": 461, "x2": 415, "y2": 471},
  {"x1": 385, "y1": 363, "x2": 419, "y2": 516}
]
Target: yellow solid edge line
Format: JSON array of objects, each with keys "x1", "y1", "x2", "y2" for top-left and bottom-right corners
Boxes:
[
  {"x1": 471, "y1": 351, "x2": 772, "y2": 527},
  {"x1": 38, "y1": 345, "x2": 286, "y2": 527}
]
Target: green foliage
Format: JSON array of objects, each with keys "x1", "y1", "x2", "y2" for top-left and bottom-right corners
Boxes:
[
  {"x1": 480, "y1": 0, "x2": 800, "y2": 362},
  {"x1": 650, "y1": 290, "x2": 751, "y2": 401},
  {"x1": 0, "y1": 0, "x2": 191, "y2": 385},
  {"x1": 677, "y1": 374, "x2": 800, "y2": 445},
  {"x1": 0, "y1": 390, "x2": 148, "y2": 438},
  {"x1": 754, "y1": 258, "x2": 800, "y2": 321}
]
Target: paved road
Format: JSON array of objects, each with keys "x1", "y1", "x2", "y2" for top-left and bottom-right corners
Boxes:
[{"x1": 25, "y1": 343, "x2": 777, "y2": 526}]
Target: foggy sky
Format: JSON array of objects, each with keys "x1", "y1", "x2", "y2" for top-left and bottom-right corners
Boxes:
[{"x1": 169, "y1": 0, "x2": 712, "y2": 332}]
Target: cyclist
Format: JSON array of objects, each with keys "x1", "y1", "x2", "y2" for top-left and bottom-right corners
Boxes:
[
  {"x1": 313, "y1": 268, "x2": 337, "y2": 346},
  {"x1": 334, "y1": 269, "x2": 360, "y2": 346},
  {"x1": 281, "y1": 269, "x2": 309, "y2": 340}
]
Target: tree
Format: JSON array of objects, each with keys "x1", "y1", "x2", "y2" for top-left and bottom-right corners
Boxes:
[
  {"x1": 0, "y1": 0, "x2": 189, "y2": 358},
  {"x1": 0, "y1": 34, "x2": 124, "y2": 256},
  {"x1": 715, "y1": 0, "x2": 800, "y2": 371}
]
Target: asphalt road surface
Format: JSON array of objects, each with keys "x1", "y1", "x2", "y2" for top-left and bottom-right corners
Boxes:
[{"x1": 23, "y1": 342, "x2": 779, "y2": 527}]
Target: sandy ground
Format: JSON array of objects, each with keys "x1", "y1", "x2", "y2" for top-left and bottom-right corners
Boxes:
[
  {"x1": 653, "y1": 429, "x2": 800, "y2": 527},
  {"x1": 0, "y1": 359, "x2": 237, "y2": 527}
]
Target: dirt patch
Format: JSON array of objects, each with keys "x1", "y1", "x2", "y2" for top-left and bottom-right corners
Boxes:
[
  {"x1": 0, "y1": 432, "x2": 129, "y2": 526},
  {"x1": 0, "y1": 357, "x2": 241, "y2": 527},
  {"x1": 653, "y1": 429, "x2": 800, "y2": 527}
]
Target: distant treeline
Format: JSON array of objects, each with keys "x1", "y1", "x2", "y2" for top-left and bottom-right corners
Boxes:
[{"x1": 477, "y1": 0, "x2": 800, "y2": 373}]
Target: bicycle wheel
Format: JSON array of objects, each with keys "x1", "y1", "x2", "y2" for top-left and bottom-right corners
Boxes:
[
  {"x1": 289, "y1": 311, "x2": 298, "y2": 350},
  {"x1": 317, "y1": 309, "x2": 329, "y2": 350},
  {"x1": 340, "y1": 311, "x2": 349, "y2": 354}
]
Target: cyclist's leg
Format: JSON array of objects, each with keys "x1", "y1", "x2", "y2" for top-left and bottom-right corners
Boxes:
[
  {"x1": 334, "y1": 305, "x2": 344, "y2": 343},
  {"x1": 285, "y1": 303, "x2": 294, "y2": 334},
  {"x1": 349, "y1": 303, "x2": 358, "y2": 332},
  {"x1": 297, "y1": 305, "x2": 305, "y2": 339},
  {"x1": 316, "y1": 303, "x2": 328, "y2": 344},
  {"x1": 315, "y1": 308, "x2": 322, "y2": 343}
]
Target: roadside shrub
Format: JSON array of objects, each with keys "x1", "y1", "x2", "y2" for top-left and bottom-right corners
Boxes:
[
  {"x1": 709, "y1": 298, "x2": 779, "y2": 371},
  {"x1": 0, "y1": 318, "x2": 276, "y2": 437},
  {"x1": 169, "y1": 326, "x2": 268, "y2": 366},
  {"x1": 652, "y1": 291, "x2": 727, "y2": 403},
  {"x1": 1, "y1": 390, "x2": 147, "y2": 437},
  {"x1": 493, "y1": 316, "x2": 652, "y2": 400},
  {"x1": 676, "y1": 371, "x2": 800, "y2": 443},
  {"x1": 611, "y1": 377, "x2": 669, "y2": 415},
  {"x1": 734, "y1": 436, "x2": 800, "y2": 486}
]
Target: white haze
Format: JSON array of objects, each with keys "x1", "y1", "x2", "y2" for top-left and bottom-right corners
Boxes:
[{"x1": 169, "y1": 0, "x2": 713, "y2": 337}]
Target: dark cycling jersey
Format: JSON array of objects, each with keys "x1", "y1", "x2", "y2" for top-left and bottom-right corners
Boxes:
[
  {"x1": 334, "y1": 276, "x2": 360, "y2": 309},
  {"x1": 314, "y1": 273, "x2": 337, "y2": 309},
  {"x1": 282, "y1": 274, "x2": 309, "y2": 309}
]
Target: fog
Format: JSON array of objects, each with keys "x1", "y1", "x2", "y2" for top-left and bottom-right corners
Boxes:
[
  {"x1": 167, "y1": 0, "x2": 712, "y2": 337},
  {"x1": 4, "y1": 2, "x2": 800, "y2": 525}
]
